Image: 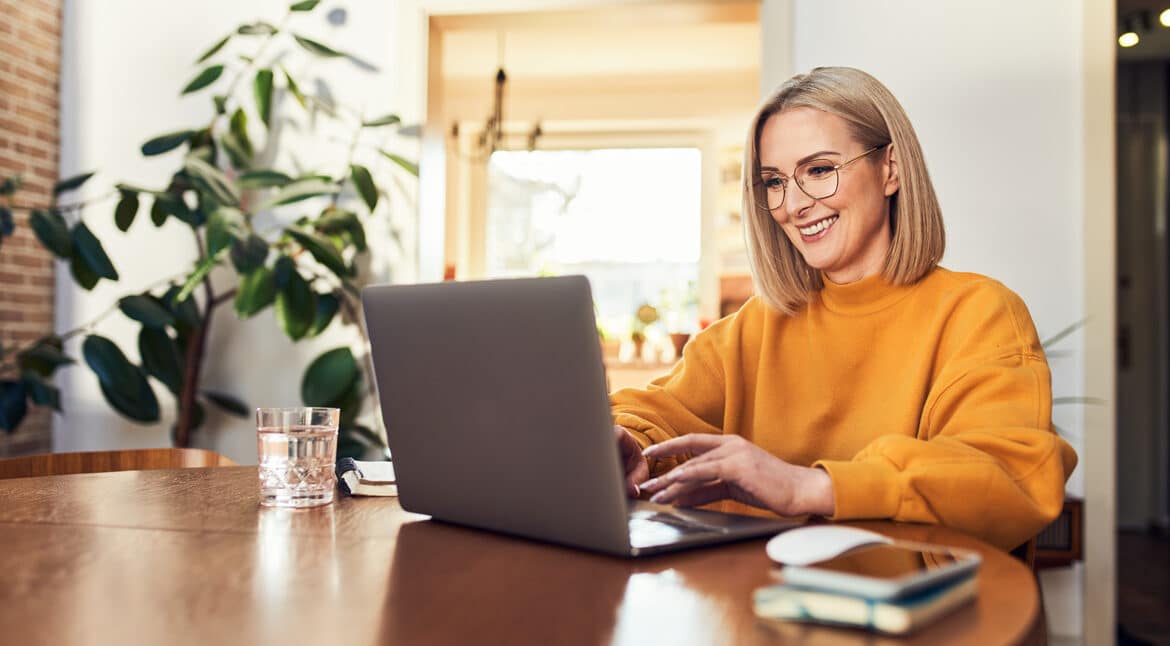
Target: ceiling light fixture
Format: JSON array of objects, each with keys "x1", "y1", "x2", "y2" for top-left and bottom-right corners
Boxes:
[
  {"x1": 1119, "y1": 11, "x2": 1150, "y2": 48},
  {"x1": 452, "y1": 30, "x2": 543, "y2": 163}
]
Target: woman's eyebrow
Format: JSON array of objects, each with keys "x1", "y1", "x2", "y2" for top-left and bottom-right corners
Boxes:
[{"x1": 760, "y1": 150, "x2": 840, "y2": 174}]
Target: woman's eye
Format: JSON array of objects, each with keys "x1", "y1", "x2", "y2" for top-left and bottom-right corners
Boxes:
[
  {"x1": 762, "y1": 176, "x2": 785, "y2": 190},
  {"x1": 805, "y1": 165, "x2": 834, "y2": 178}
]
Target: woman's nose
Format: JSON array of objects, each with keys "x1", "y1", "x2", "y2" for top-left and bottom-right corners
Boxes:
[{"x1": 784, "y1": 183, "x2": 815, "y2": 221}]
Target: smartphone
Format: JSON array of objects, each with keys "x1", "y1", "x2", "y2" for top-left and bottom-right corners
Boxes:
[{"x1": 780, "y1": 541, "x2": 981, "y2": 600}]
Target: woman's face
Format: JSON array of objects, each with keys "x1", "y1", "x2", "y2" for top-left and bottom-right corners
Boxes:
[{"x1": 757, "y1": 107, "x2": 899, "y2": 284}]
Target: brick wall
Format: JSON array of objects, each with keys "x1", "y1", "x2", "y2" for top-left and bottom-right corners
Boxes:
[{"x1": 0, "y1": 0, "x2": 62, "y2": 455}]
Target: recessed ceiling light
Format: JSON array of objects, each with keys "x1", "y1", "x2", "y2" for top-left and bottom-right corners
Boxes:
[
  {"x1": 1119, "y1": 31, "x2": 1140, "y2": 47},
  {"x1": 1160, "y1": 8, "x2": 1170, "y2": 26}
]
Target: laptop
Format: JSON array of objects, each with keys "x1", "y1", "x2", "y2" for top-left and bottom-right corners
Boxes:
[{"x1": 361, "y1": 275, "x2": 796, "y2": 556}]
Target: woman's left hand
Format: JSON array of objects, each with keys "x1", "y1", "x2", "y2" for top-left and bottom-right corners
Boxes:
[{"x1": 639, "y1": 434, "x2": 836, "y2": 517}]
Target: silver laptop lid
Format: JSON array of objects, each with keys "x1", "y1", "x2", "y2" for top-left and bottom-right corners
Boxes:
[{"x1": 361, "y1": 275, "x2": 631, "y2": 553}]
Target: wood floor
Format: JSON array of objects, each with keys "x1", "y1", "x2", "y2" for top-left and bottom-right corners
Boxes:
[{"x1": 1118, "y1": 530, "x2": 1170, "y2": 646}]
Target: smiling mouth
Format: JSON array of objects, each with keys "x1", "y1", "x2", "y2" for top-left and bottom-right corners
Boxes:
[{"x1": 798, "y1": 215, "x2": 838, "y2": 238}]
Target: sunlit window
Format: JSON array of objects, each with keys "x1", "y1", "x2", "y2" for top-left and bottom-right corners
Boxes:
[{"x1": 487, "y1": 148, "x2": 701, "y2": 339}]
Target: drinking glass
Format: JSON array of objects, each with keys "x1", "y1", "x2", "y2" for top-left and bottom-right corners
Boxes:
[{"x1": 256, "y1": 407, "x2": 340, "y2": 508}]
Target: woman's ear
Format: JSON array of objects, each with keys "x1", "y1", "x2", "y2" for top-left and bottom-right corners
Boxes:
[{"x1": 883, "y1": 145, "x2": 900, "y2": 197}]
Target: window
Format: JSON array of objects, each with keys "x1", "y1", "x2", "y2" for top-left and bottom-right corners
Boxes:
[{"x1": 487, "y1": 147, "x2": 701, "y2": 338}]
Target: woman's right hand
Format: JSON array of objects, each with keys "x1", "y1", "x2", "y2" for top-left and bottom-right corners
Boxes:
[{"x1": 614, "y1": 426, "x2": 650, "y2": 498}]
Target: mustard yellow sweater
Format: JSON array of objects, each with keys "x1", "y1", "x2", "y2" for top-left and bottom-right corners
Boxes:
[{"x1": 611, "y1": 268, "x2": 1077, "y2": 550}]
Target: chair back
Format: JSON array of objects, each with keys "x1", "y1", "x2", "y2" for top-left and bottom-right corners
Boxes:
[{"x1": 0, "y1": 448, "x2": 236, "y2": 480}]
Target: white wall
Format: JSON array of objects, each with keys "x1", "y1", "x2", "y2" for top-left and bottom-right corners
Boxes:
[
  {"x1": 57, "y1": 0, "x2": 413, "y2": 462},
  {"x1": 761, "y1": 0, "x2": 1112, "y2": 641}
]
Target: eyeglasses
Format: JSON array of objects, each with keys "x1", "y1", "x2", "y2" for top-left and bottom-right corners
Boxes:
[{"x1": 756, "y1": 144, "x2": 887, "y2": 212}]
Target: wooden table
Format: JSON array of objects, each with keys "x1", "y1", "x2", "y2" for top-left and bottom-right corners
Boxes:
[{"x1": 0, "y1": 467, "x2": 1042, "y2": 645}]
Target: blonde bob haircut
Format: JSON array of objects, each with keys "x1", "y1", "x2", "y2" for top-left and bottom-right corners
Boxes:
[{"x1": 742, "y1": 66, "x2": 945, "y2": 315}]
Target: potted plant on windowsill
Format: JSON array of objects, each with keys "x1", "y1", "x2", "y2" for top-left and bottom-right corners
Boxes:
[{"x1": 629, "y1": 303, "x2": 659, "y2": 363}]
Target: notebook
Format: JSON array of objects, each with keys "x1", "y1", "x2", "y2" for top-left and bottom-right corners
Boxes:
[{"x1": 754, "y1": 575, "x2": 978, "y2": 634}]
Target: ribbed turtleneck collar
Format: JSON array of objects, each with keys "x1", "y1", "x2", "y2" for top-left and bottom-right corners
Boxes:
[{"x1": 817, "y1": 271, "x2": 916, "y2": 315}]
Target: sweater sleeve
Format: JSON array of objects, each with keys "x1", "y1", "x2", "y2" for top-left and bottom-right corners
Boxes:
[
  {"x1": 609, "y1": 309, "x2": 738, "y2": 476},
  {"x1": 814, "y1": 286, "x2": 1078, "y2": 550}
]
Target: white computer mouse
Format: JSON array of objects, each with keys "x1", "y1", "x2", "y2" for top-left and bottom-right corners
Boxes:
[{"x1": 765, "y1": 525, "x2": 892, "y2": 566}]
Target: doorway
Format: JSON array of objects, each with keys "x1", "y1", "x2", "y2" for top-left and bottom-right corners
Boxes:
[{"x1": 1115, "y1": 3, "x2": 1170, "y2": 641}]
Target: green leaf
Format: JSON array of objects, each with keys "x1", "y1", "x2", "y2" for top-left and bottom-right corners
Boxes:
[
  {"x1": 98, "y1": 376, "x2": 160, "y2": 424},
  {"x1": 207, "y1": 207, "x2": 244, "y2": 256},
  {"x1": 69, "y1": 246, "x2": 99, "y2": 290},
  {"x1": 151, "y1": 194, "x2": 198, "y2": 228},
  {"x1": 142, "y1": 129, "x2": 196, "y2": 156},
  {"x1": 202, "y1": 390, "x2": 250, "y2": 417},
  {"x1": 150, "y1": 199, "x2": 168, "y2": 227},
  {"x1": 221, "y1": 133, "x2": 251, "y2": 170},
  {"x1": 53, "y1": 171, "x2": 95, "y2": 196},
  {"x1": 213, "y1": 94, "x2": 227, "y2": 115},
  {"x1": 349, "y1": 164, "x2": 377, "y2": 212},
  {"x1": 1042, "y1": 319, "x2": 1088, "y2": 350},
  {"x1": 280, "y1": 65, "x2": 307, "y2": 109},
  {"x1": 316, "y1": 208, "x2": 365, "y2": 252},
  {"x1": 275, "y1": 269, "x2": 317, "y2": 341},
  {"x1": 286, "y1": 227, "x2": 350, "y2": 278},
  {"x1": 114, "y1": 190, "x2": 139, "y2": 232},
  {"x1": 175, "y1": 249, "x2": 224, "y2": 303},
  {"x1": 196, "y1": 34, "x2": 231, "y2": 63},
  {"x1": 336, "y1": 434, "x2": 368, "y2": 460},
  {"x1": 182, "y1": 64, "x2": 225, "y2": 95},
  {"x1": 0, "y1": 175, "x2": 22, "y2": 196},
  {"x1": 273, "y1": 255, "x2": 295, "y2": 289},
  {"x1": 184, "y1": 157, "x2": 240, "y2": 206},
  {"x1": 82, "y1": 336, "x2": 161, "y2": 424},
  {"x1": 309, "y1": 292, "x2": 339, "y2": 336},
  {"x1": 0, "y1": 381, "x2": 28, "y2": 432},
  {"x1": 380, "y1": 150, "x2": 419, "y2": 176},
  {"x1": 1053, "y1": 396, "x2": 1107, "y2": 406},
  {"x1": 254, "y1": 68, "x2": 274, "y2": 128},
  {"x1": 257, "y1": 178, "x2": 339, "y2": 209},
  {"x1": 343, "y1": 425, "x2": 383, "y2": 449},
  {"x1": 17, "y1": 340, "x2": 73, "y2": 377},
  {"x1": 237, "y1": 21, "x2": 278, "y2": 35},
  {"x1": 362, "y1": 114, "x2": 400, "y2": 128},
  {"x1": 83, "y1": 335, "x2": 139, "y2": 385},
  {"x1": 0, "y1": 207, "x2": 12, "y2": 240},
  {"x1": 234, "y1": 265, "x2": 276, "y2": 318},
  {"x1": 71, "y1": 222, "x2": 118, "y2": 280},
  {"x1": 119, "y1": 294, "x2": 175, "y2": 328},
  {"x1": 334, "y1": 374, "x2": 363, "y2": 429},
  {"x1": 114, "y1": 182, "x2": 165, "y2": 197},
  {"x1": 230, "y1": 233, "x2": 269, "y2": 274},
  {"x1": 29, "y1": 208, "x2": 72, "y2": 257},
  {"x1": 22, "y1": 371, "x2": 60, "y2": 412},
  {"x1": 139, "y1": 327, "x2": 184, "y2": 394},
  {"x1": 290, "y1": 0, "x2": 320, "y2": 10},
  {"x1": 230, "y1": 108, "x2": 253, "y2": 157},
  {"x1": 292, "y1": 34, "x2": 345, "y2": 58},
  {"x1": 237, "y1": 169, "x2": 291, "y2": 188},
  {"x1": 163, "y1": 285, "x2": 202, "y2": 329},
  {"x1": 301, "y1": 347, "x2": 358, "y2": 406}
]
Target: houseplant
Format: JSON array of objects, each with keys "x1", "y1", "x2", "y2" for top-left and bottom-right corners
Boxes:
[{"x1": 0, "y1": 0, "x2": 416, "y2": 458}]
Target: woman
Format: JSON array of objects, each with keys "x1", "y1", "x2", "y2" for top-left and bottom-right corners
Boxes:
[{"x1": 611, "y1": 67, "x2": 1076, "y2": 551}]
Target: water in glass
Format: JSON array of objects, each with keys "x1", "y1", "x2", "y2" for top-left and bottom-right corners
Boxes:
[{"x1": 257, "y1": 424, "x2": 337, "y2": 507}]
